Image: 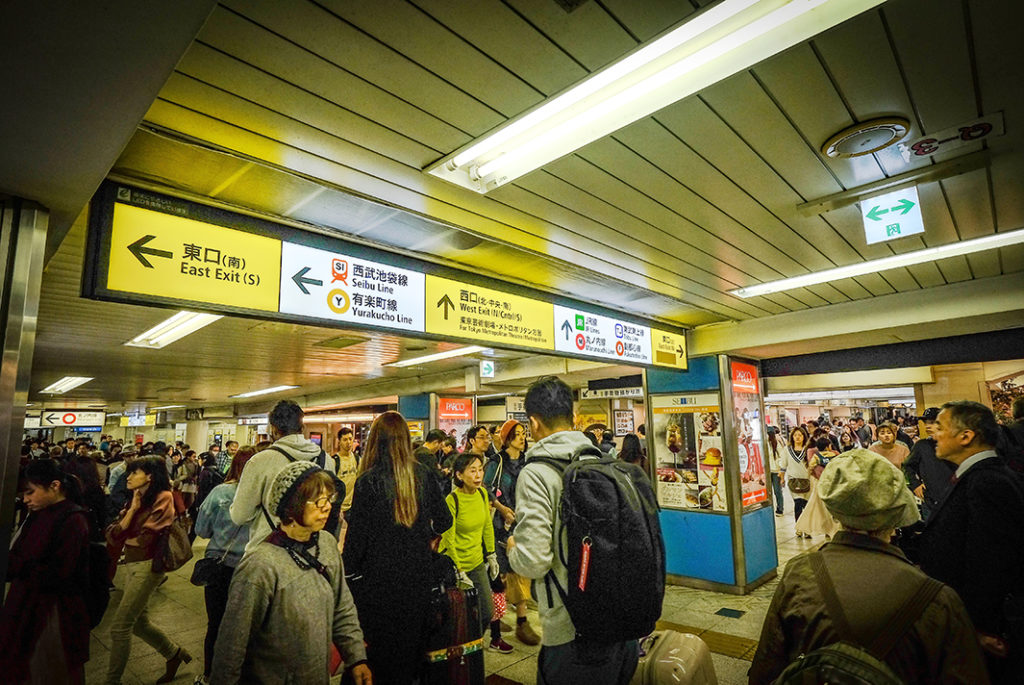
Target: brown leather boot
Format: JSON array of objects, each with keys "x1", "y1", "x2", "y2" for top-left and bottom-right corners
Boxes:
[
  {"x1": 155, "y1": 647, "x2": 192, "y2": 684},
  {"x1": 515, "y1": 620, "x2": 540, "y2": 646}
]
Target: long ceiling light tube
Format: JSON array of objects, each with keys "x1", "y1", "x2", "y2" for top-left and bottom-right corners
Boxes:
[
  {"x1": 433, "y1": 0, "x2": 884, "y2": 192},
  {"x1": 40, "y1": 376, "x2": 94, "y2": 394},
  {"x1": 731, "y1": 227, "x2": 1024, "y2": 298},
  {"x1": 385, "y1": 346, "x2": 489, "y2": 368},
  {"x1": 230, "y1": 385, "x2": 299, "y2": 399},
  {"x1": 125, "y1": 310, "x2": 223, "y2": 349}
]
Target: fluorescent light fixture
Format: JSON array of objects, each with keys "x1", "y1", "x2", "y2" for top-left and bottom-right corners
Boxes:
[
  {"x1": 430, "y1": 0, "x2": 884, "y2": 192},
  {"x1": 304, "y1": 414, "x2": 379, "y2": 423},
  {"x1": 765, "y1": 387, "x2": 915, "y2": 403},
  {"x1": 476, "y1": 392, "x2": 514, "y2": 399},
  {"x1": 230, "y1": 385, "x2": 299, "y2": 399},
  {"x1": 125, "y1": 311, "x2": 223, "y2": 349},
  {"x1": 732, "y1": 227, "x2": 1024, "y2": 298},
  {"x1": 40, "y1": 376, "x2": 93, "y2": 394},
  {"x1": 151, "y1": 405, "x2": 185, "y2": 411},
  {"x1": 385, "y1": 346, "x2": 489, "y2": 368}
]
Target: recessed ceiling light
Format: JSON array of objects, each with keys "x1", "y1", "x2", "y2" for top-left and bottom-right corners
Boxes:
[
  {"x1": 384, "y1": 346, "x2": 489, "y2": 368},
  {"x1": 730, "y1": 227, "x2": 1024, "y2": 298},
  {"x1": 229, "y1": 385, "x2": 299, "y2": 399},
  {"x1": 125, "y1": 311, "x2": 222, "y2": 349},
  {"x1": 40, "y1": 376, "x2": 94, "y2": 394}
]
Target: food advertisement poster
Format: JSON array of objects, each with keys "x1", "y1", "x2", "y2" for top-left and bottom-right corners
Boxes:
[
  {"x1": 651, "y1": 393, "x2": 726, "y2": 513},
  {"x1": 731, "y1": 360, "x2": 768, "y2": 508}
]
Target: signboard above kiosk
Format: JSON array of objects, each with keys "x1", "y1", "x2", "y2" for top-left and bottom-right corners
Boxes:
[{"x1": 85, "y1": 183, "x2": 688, "y2": 369}]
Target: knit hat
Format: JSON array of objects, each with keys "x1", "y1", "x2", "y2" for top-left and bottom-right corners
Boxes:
[
  {"x1": 269, "y1": 460, "x2": 323, "y2": 520},
  {"x1": 818, "y1": 449, "x2": 920, "y2": 532},
  {"x1": 499, "y1": 419, "x2": 521, "y2": 447}
]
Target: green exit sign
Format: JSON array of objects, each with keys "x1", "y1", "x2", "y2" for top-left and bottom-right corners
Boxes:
[{"x1": 575, "y1": 314, "x2": 585, "y2": 330}]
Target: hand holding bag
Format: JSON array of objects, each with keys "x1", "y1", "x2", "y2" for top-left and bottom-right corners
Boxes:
[{"x1": 152, "y1": 509, "x2": 194, "y2": 573}]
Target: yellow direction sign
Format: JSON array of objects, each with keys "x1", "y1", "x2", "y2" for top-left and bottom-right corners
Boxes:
[
  {"x1": 425, "y1": 275, "x2": 554, "y2": 350},
  {"x1": 651, "y1": 329, "x2": 688, "y2": 370},
  {"x1": 107, "y1": 203, "x2": 281, "y2": 311}
]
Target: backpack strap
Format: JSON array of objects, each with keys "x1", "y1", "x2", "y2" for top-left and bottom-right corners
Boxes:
[
  {"x1": 811, "y1": 551, "x2": 944, "y2": 659},
  {"x1": 268, "y1": 445, "x2": 296, "y2": 462}
]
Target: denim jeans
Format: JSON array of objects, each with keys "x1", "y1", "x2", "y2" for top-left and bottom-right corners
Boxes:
[
  {"x1": 466, "y1": 562, "x2": 494, "y2": 633},
  {"x1": 770, "y1": 472, "x2": 784, "y2": 513},
  {"x1": 105, "y1": 561, "x2": 179, "y2": 684}
]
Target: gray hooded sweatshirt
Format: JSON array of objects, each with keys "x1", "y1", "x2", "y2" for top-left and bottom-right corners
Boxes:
[
  {"x1": 507, "y1": 429, "x2": 593, "y2": 647},
  {"x1": 230, "y1": 433, "x2": 335, "y2": 554}
]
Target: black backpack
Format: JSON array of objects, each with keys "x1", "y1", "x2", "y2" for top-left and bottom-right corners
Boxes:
[
  {"x1": 773, "y1": 552, "x2": 943, "y2": 685},
  {"x1": 268, "y1": 446, "x2": 346, "y2": 537},
  {"x1": 48, "y1": 505, "x2": 111, "y2": 628},
  {"x1": 530, "y1": 444, "x2": 665, "y2": 644}
]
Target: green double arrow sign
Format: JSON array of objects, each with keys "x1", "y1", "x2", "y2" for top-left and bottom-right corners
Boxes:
[{"x1": 866, "y1": 198, "x2": 915, "y2": 222}]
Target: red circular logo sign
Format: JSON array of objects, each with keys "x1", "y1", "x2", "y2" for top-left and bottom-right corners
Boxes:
[
  {"x1": 615, "y1": 341, "x2": 625, "y2": 356},
  {"x1": 62, "y1": 413, "x2": 76, "y2": 425},
  {"x1": 575, "y1": 333, "x2": 586, "y2": 350}
]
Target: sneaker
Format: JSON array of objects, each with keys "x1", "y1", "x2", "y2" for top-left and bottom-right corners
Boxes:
[
  {"x1": 489, "y1": 638, "x2": 514, "y2": 654},
  {"x1": 774, "y1": 511, "x2": 784, "y2": 517},
  {"x1": 515, "y1": 621, "x2": 540, "y2": 646}
]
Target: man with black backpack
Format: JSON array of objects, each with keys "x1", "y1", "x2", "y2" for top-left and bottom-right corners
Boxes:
[
  {"x1": 749, "y1": 449, "x2": 988, "y2": 684},
  {"x1": 507, "y1": 376, "x2": 664, "y2": 685},
  {"x1": 231, "y1": 400, "x2": 339, "y2": 555}
]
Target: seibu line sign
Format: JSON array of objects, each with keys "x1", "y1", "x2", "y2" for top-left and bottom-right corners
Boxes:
[{"x1": 85, "y1": 182, "x2": 687, "y2": 369}]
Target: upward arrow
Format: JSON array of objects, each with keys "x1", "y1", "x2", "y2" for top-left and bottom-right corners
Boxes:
[
  {"x1": 437, "y1": 294, "x2": 454, "y2": 320},
  {"x1": 561, "y1": 320, "x2": 573, "y2": 340},
  {"x1": 127, "y1": 235, "x2": 173, "y2": 268}
]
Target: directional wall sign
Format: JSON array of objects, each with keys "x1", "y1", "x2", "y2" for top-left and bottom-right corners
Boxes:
[
  {"x1": 861, "y1": 186, "x2": 924, "y2": 244},
  {"x1": 41, "y1": 410, "x2": 106, "y2": 427},
  {"x1": 425, "y1": 275, "x2": 554, "y2": 350},
  {"x1": 279, "y1": 242, "x2": 425, "y2": 332},
  {"x1": 86, "y1": 182, "x2": 690, "y2": 369},
  {"x1": 120, "y1": 414, "x2": 156, "y2": 427},
  {"x1": 553, "y1": 304, "x2": 653, "y2": 364},
  {"x1": 480, "y1": 360, "x2": 495, "y2": 378},
  {"x1": 24, "y1": 415, "x2": 41, "y2": 429},
  {"x1": 106, "y1": 203, "x2": 282, "y2": 310}
]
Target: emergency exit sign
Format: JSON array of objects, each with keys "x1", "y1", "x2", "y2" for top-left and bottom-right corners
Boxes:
[{"x1": 861, "y1": 186, "x2": 924, "y2": 244}]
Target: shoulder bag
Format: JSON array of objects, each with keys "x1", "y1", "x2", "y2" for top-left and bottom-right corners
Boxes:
[{"x1": 152, "y1": 495, "x2": 194, "y2": 573}]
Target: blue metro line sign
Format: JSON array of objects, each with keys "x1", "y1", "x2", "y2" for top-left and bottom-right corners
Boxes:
[{"x1": 861, "y1": 186, "x2": 925, "y2": 244}]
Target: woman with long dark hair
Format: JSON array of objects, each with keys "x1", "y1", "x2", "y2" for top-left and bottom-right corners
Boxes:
[
  {"x1": 782, "y1": 427, "x2": 812, "y2": 535},
  {"x1": 104, "y1": 456, "x2": 191, "y2": 685},
  {"x1": 618, "y1": 432, "x2": 647, "y2": 472},
  {"x1": 63, "y1": 453, "x2": 107, "y2": 536},
  {"x1": 343, "y1": 411, "x2": 453, "y2": 685},
  {"x1": 0, "y1": 460, "x2": 90, "y2": 684}
]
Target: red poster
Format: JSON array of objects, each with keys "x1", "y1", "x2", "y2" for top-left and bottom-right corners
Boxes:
[
  {"x1": 731, "y1": 359, "x2": 768, "y2": 508},
  {"x1": 438, "y1": 398, "x2": 473, "y2": 419},
  {"x1": 732, "y1": 361, "x2": 759, "y2": 394}
]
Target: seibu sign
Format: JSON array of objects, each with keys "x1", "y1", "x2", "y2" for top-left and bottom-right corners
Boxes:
[
  {"x1": 731, "y1": 362, "x2": 760, "y2": 395},
  {"x1": 41, "y1": 410, "x2": 106, "y2": 427}
]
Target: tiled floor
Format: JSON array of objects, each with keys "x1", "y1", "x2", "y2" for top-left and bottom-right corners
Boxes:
[{"x1": 86, "y1": 491, "x2": 825, "y2": 684}]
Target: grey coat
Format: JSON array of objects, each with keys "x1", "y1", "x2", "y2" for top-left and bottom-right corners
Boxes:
[{"x1": 211, "y1": 531, "x2": 366, "y2": 684}]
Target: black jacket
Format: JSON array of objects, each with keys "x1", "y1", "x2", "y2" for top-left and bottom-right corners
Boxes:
[
  {"x1": 902, "y1": 438, "x2": 955, "y2": 509},
  {"x1": 919, "y1": 455, "x2": 1024, "y2": 634}
]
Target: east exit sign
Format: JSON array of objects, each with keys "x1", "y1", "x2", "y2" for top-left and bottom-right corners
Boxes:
[{"x1": 861, "y1": 186, "x2": 924, "y2": 244}]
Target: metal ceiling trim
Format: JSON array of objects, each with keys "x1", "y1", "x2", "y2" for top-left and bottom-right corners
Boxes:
[{"x1": 795, "y1": 149, "x2": 991, "y2": 216}]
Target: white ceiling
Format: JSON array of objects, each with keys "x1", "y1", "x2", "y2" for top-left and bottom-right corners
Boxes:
[{"x1": 19, "y1": 0, "x2": 1024, "y2": 410}]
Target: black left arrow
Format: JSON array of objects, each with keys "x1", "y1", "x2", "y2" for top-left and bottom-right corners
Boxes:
[
  {"x1": 127, "y1": 235, "x2": 173, "y2": 268},
  {"x1": 45, "y1": 412, "x2": 59, "y2": 423},
  {"x1": 292, "y1": 266, "x2": 323, "y2": 295}
]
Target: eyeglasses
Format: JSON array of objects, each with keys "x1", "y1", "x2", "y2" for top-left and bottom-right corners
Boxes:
[
  {"x1": 307, "y1": 493, "x2": 339, "y2": 509},
  {"x1": 473, "y1": 433, "x2": 489, "y2": 441}
]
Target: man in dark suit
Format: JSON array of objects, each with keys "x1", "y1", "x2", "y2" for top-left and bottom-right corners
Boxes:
[
  {"x1": 902, "y1": 407, "x2": 956, "y2": 520},
  {"x1": 919, "y1": 400, "x2": 1024, "y2": 684}
]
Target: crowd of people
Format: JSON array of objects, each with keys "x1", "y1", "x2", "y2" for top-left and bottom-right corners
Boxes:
[{"x1": 3, "y1": 391, "x2": 1023, "y2": 684}]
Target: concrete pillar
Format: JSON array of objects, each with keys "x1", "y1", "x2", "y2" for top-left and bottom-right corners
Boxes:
[
  {"x1": 915, "y1": 363, "x2": 993, "y2": 409},
  {"x1": 0, "y1": 199, "x2": 47, "y2": 582}
]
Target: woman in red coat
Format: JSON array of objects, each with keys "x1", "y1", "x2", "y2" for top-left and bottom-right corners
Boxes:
[{"x1": 0, "y1": 459, "x2": 91, "y2": 684}]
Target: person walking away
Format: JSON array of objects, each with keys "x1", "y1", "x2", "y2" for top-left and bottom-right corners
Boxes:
[
  {"x1": 231, "y1": 400, "x2": 336, "y2": 553},
  {"x1": 918, "y1": 401, "x2": 1024, "y2": 684},
  {"x1": 486, "y1": 419, "x2": 540, "y2": 646},
  {"x1": 332, "y1": 426, "x2": 359, "y2": 549},
  {"x1": 211, "y1": 462, "x2": 370, "y2": 684},
  {"x1": 64, "y1": 453, "x2": 108, "y2": 537},
  {"x1": 766, "y1": 427, "x2": 784, "y2": 516},
  {"x1": 794, "y1": 438, "x2": 841, "y2": 540},
  {"x1": 617, "y1": 433, "x2": 648, "y2": 474},
  {"x1": 902, "y1": 407, "x2": 956, "y2": 522},
  {"x1": 191, "y1": 445, "x2": 255, "y2": 685},
  {"x1": 103, "y1": 457, "x2": 192, "y2": 685},
  {"x1": 506, "y1": 377, "x2": 641, "y2": 685},
  {"x1": 782, "y1": 427, "x2": 812, "y2": 535},
  {"x1": 0, "y1": 461, "x2": 91, "y2": 685},
  {"x1": 599, "y1": 430, "x2": 618, "y2": 457},
  {"x1": 173, "y1": 449, "x2": 199, "y2": 512},
  {"x1": 343, "y1": 411, "x2": 452, "y2": 685},
  {"x1": 105, "y1": 448, "x2": 137, "y2": 523},
  {"x1": 869, "y1": 422, "x2": 910, "y2": 469},
  {"x1": 749, "y1": 449, "x2": 989, "y2": 684},
  {"x1": 440, "y1": 451, "x2": 505, "y2": 651}
]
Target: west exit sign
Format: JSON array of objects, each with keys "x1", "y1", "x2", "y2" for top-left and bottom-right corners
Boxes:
[{"x1": 861, "y1": 186, "x2": 924, "y2": 244}]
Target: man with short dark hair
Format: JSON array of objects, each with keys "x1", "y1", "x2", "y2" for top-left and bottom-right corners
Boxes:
[
  {"x1": 231, "y1": 400, "x2": 335, "y2": 554},
  {"x1": 919, "y1": 401, "x2": 1024, "y2": 683},
  {"x1": 333, "y1": 426, "x2": 358, "y2": 545},
  {"x1": 415, "y1": 428, "x2": 447, "y2": 472},
  {"x1": 902, "y1": 407, "x2": 957, "y2": 520},
  {"x1": 853, "y1": 417, "x2": 872, "y2": 447},
  {"x1": 218, "y1": 440, "x2": 238, "y2": 474},
  {"x1": 507, "y1": 377, "x2": 639, "y2": 685}
]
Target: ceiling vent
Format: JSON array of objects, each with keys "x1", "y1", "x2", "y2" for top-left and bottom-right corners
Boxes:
[
  {"x1": 553, "y1": 0, "x2": 590, "y2": 12},
  {"x1": 821, "y1": 117, "x2": 910, "y2": 158}
]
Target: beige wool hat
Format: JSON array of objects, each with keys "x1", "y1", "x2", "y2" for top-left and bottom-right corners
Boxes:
[{"x1": 818, "y1": 448, "x2": 920, "y2": 532}]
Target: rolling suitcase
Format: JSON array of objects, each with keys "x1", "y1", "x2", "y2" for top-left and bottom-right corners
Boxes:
[
  {"x1": 421, "y1": 585, "x2": 486, "y2": 685},
  {"x1": 629, "y1": 630, "x2": 718, "y2": 685}
]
